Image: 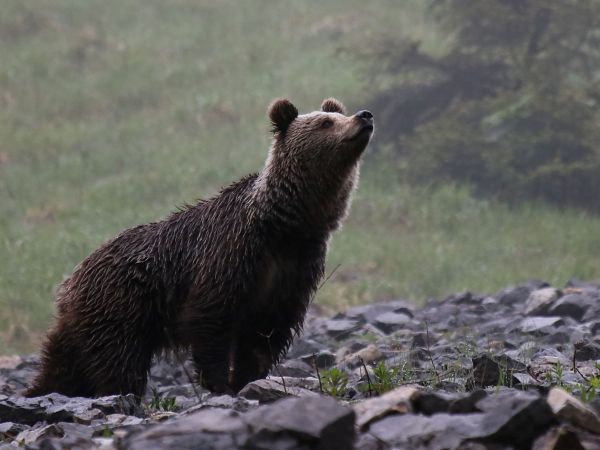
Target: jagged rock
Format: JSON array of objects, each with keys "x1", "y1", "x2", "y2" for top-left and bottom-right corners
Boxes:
[
  {"x1": 367, "y1": 412, "x2": 487, "y2": 449},
  {"x1": 14, "y1": 423, "x2": 64, "y2": 446},
  {"x1": 574, "y1": 342, "x2": 600, "y2": 361},
  {"x1": 286, "y1": 337, "x2": 324, "y2": 359},
  {"x1": 337, "y1": 344, "x2": 384, "y2": 367},
  {"x1": 325, "y1": 318, "x2": 360, "y2": 339},
  {"x1": 118, "y1": 408, "x2": 247, "y2": 450},
  {"x1": 525, "y1": 288, "x2": 561, "y2": 315},
  {"x1": 547, "y1": 293, "x2": 593, "y2": 321},
  {"x1": 300, "y1": 350, "x2": 335, "y2": 369},
  {"x1": 547, "y1": 387, "x2": 600, "y2": 434},
  {"x1": 245, "y1": 396, "x2": 355, "y2": 450},
  {"x1": 412, "y1": 391, "x2": 453, "y2": 415},
  {"x1": 181, "y1": 394, "x2": 257, "y2": 415},
  {"x1": 353, "y1": 386, "x2": 420, "y2": 430},
  {"x1": 474, "y1": 389, "x2": 556, "y2": 448},
  {"x1": 519, "y1": 316, "x2": 564, "y2": 333},
  {"x1": 345, "y1": 303, "x2": 396, "y2": 324},
  {"x1": 497, "y1": 285, "x2": 534, "y2": 306},
  {"x1": 238, "y1": 378, "x2": 318, "y2": 404},
  {"x1": 532, "y1": 426, "x2": 586, "y2": 450},
  {"x1": 373, "y1": 311, "x2": 412, "y2": 334},
  {"x1": 0, "y1": 421, "x2": 29, "y2": 440},
  {"x1": 0, "y1": 393, "x2": 141, "y2": 425},
  {"x1": 469, "y1": 354, "x2": 523, "y2": 389},
  {"x1": 448, "y1": 390, "x2": 488, "y2": 414},
  {"x1": 274, "y1": 359, "x2": 314, "y2": 377}
]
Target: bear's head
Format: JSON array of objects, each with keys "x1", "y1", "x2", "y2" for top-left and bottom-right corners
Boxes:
[{"x1": 267, "y1": 97, "x2": 374, "y2": 171}]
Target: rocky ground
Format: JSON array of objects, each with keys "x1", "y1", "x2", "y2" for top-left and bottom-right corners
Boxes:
[{"x1": 2, "y1": 279, "x2": 600, "y2": 449}]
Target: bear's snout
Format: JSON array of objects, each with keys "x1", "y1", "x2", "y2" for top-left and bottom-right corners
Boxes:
[{"x1": 354, "y1": 110, "x2": 374, "y2": 123}]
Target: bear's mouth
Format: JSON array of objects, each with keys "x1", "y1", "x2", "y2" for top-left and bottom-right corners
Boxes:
[{"x1": 346, "y1": 124, "x2": 374, "y2": 142}]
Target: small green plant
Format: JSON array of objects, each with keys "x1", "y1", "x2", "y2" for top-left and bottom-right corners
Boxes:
[
  {"x1": 101, "y1": 426, "x2": 113, "y2": 438},
  {"x1": 148, "y1": 387, "x2": 178, "y2": 412},
  {"x1": 372, "y1": 361, "x2": 399, "y2": 395},
  {"x1": 321, "y1": 368, "x2": 349, "y2": 398},
  {"x1": 578, "y1": 364, "x2": 600, "y2": 403},
  {"x1": 544, "y1": 362, "x2": 565, "y2": 388}
]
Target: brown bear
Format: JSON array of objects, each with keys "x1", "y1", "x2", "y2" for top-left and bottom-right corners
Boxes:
[{"x1": 25, "y1": 97, "x2": 374, "y2": 398}]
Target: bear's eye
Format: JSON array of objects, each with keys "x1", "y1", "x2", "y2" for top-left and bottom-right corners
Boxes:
[{"x1": 321, "y1": 119, "x2": 334, "y2": 129}]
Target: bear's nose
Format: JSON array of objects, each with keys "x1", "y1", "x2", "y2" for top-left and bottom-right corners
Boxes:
[{"x1": 355, "y1": 110, "x2": 373, "y2": 122}]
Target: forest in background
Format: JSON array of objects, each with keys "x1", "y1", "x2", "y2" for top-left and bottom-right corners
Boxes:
[{"x1": 1, "y1": 0, "x2": 600, "y2": 353}]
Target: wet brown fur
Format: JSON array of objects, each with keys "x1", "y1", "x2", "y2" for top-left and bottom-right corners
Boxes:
[{"x1": 25, "y1": 98, "x2": 374, "y2": 398}]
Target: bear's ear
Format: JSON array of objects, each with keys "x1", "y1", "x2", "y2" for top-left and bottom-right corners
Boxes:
[
  {"x1": 268, "y1": 98, "x2": 298, "y2": 133},
  {"x1": 321, "y1": 98, "x2": 347, "y2": 115}
]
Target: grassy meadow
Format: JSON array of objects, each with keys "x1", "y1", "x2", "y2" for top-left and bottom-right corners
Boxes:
[{"x1": 1, "y1": 0, "x2": 599, "y2": 353}]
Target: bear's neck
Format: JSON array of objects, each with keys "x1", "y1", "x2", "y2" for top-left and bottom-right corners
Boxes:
[{"x1": 252, "y1": 152, "x2": 359, "y2": 236}]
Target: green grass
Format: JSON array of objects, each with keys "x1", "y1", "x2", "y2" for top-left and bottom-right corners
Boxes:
[{"x1": 1, "y1": 0, "x2": 599, "y2": 353}]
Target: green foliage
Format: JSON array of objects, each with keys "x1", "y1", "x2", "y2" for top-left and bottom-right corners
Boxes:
[
  {"x1": 321, "y1": 367, "x2": 349, "y2": 398},
  {"x1": 545, "y1": 362, "x2": 565, "y2": 387},
  {"x1": 371, "y1": 361, "x2": 399, "y2": 395},
  {"x1": 368, "y1": 0, "x2": 600, "y2": 211},
  {"x1": 148, "y1": 387, "x2": 177, "y2": 412}
]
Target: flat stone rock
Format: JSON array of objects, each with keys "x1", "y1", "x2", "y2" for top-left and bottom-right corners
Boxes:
[
  {"x1": 118, "y1": 408, "x2": 247, "y2": 450},
  {"x1": 525, "y1": 288, "x2": 561, "y2": 315},
  {"x1": 274, "y1": 359, "x2": 314, "y2": 378},
  {"x1": 548, "y1": 293, "x2": 593, "y2": 321},
  {"x1": 238, "y1": 378, "x2": 318, "y2": 404},
  {"x1": 497, "y1": 285, "x2": 534, "y2": 305},
  {"x1": 469, "y1": 354, "x2": 523, "y2": 389},
  {"x1": 574, "y1": 342, "x2": 600, "y2": 361},
  {"x1": 325, "y1": 319, "x2": 360, "y2": 339},
  {"x1": 532, "y1": 426, "x2": 586, "y2": 450},
  {"x1": 245, "y1": 396, "x2": 355, "y2": 450},
  {"x1": 519, "y1": 316, "x2": 564, "y2": 333},
  {"x1": 14, "y1": 423, "x2": 64, "y2": 446},
  {"x1": 373, "y1": 311, "x2": 412, "y2": 334},
  {"x1": 0, "y1": 393, "x2": 141, "y2": 425},
  {"x1": 547, "y1": 387, "x2": 600, "y2": 434},
  {"x1": 353, "y1": 386, "x2": 420, "y2": 430},
  {"x1": 368, "y1": 412, "x2": 487, "y2": 449}
]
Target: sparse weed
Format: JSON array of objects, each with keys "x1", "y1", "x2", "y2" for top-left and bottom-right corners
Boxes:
[
  {"x1": 148, "y1": 387, "x2": 178, "y2": 412},
  {"x1": 321, "y1": 367, "x2": 349, "y2": 398},
  {"x1": 371, "y1": 361, "x2": 399, "y2": 395}
]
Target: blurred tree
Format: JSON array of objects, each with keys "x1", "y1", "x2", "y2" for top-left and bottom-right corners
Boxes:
[{"x1": 369, "y1": 0, "x2": 600, "y2": 210}]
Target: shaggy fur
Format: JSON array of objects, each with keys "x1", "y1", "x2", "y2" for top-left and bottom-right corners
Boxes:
[{"x1": 25, "y1": 98, "x2": 374, "y2": 398}]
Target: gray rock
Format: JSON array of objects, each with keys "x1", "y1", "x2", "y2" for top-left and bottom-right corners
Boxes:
[
  {"x1": 14, "y1": 423, "x2": 64, "y2": 446},
  {"x1": 519, "y1": 316, "x2": 564, "y2": 333},
  {"x1": 300, "y1": 350, "x2": 335, "y2": 369},
  {"x1": 0, "y1": 393, "x2": 141, "y2": 425},
  {"x1": 238, "y1": 378, "x2": 318, "y2": 404},
  {"x1": 548, "y1": 293, "x2": 593, "y2": 321},
  {"x1": 286, "y1": 338, "x2": 324, "y2": 359},
  {"x1": 368, "y1": 412, "x2": 487, "y2": 449},
  {"x1": 118, "y1": 408, "x2": 247, "y2": 450},
  {"x1": 373, "y1": 311, "x2": 412, "y2": 334},
  {"x1": 469, "y1": 354, "x2": 524, "y2": 389},
  {"x1": 325, "y1": 319, "x2": 360, "y2": 339},
  {"x1": 274, "y1": 359, "x2": 314, "y2": 378},
  {"x1": 524, "y1": 288, "x2": 561, "y2": 315},
  {"x1": 245, "y1": 396, "x2": 355, "y2": 450},
  {"x1": 0, "y1": 421, "x2": 29, "y2": 439},
  {"x1": 547, "y1": 387, "x2": 600, "y2": 434},
  {"x1": 532, "y1": 426, "x2": 586, "y2": 450},
  {"x1": 497, "y1": 285, "x2": 534, "y2": 306},
  {"x1": 574, "y1": 342, "x2": 600, "y2": 361},
  {"x1": 474, "y1": 389, "x2": 556, "y2": 449},
  {"x1": 353, "y1": 386, "x2": 419, "y2": 430}
]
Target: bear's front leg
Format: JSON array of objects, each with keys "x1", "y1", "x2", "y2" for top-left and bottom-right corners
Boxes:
[{"x1": 191, "y1": 324, "x2": 238, "y2": 394}]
